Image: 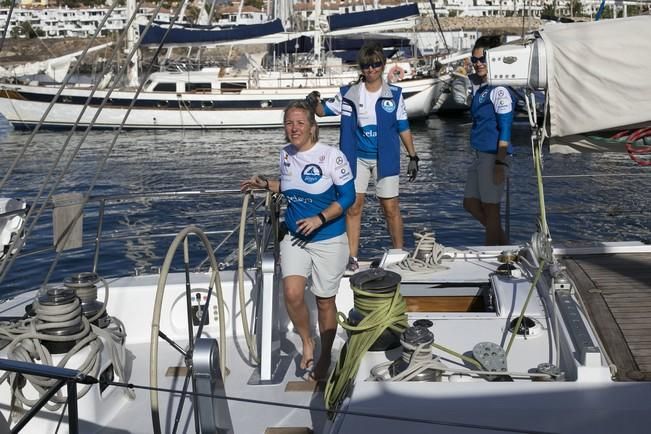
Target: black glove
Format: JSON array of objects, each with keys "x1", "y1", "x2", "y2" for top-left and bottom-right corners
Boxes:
[
  {"x1": 305, "y1": 91, "x2": 321, "y2": 111},
  {"x1": 407, "y1": 155, "x2": 419, "y2": 182}
]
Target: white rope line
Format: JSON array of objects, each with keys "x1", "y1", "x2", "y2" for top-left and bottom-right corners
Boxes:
[{"x1": 387, "y1": 231, "x2": 450, "y2": 274}]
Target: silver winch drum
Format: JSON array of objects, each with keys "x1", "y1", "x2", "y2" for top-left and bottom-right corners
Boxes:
[
  {"x1": 37, "y1": 287, "x2": 85, "y2": 354},
  {"x1": 64, "y1": 271, "x2": 109, "y2": 328},
  {"x1": 347, "y1": 268, "x2": 402, "y2": 352},
  {"x1": 389, "y1": 325, "x2": 442, "y2": 382}
]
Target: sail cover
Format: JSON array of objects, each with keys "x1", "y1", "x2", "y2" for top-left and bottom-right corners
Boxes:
[
  {"x1": 140, "y1": 19, "x2": 289, "y2": 47},
  {"x1": 271, "y1": 36, "x2": 417, "y2": 62},
  {"x1": 327, "y1": 3, "x2": 419, "y2": 32},
  {"x1": 542, "y1": 16, "x2": 651, "y2": 137}
]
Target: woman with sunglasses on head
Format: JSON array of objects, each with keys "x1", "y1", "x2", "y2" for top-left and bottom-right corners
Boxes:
[
  {"x1": 463, "y1": 36, "x2": 514, "y2": 245},
  {"x1": 307, "y1": 41, "x2": 419, "y2": 273},
  {"x1": 241, "y1": 100, "x2": 355, "y2": 381}
]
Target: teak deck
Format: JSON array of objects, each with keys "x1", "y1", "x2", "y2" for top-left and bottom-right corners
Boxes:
[{"x1": 562, "y1": 252, "x2": 651, "y2": 381}]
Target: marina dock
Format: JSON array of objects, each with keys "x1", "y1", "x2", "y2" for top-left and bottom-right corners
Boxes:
[{"x1": 563, "y1": 252, "x2": 651, "y2": 381}]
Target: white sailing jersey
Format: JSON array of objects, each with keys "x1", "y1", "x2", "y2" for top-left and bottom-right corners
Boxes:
[
  {"x1": 324, "y1": 86, "x2": 408, "y2": 159},
  {"x1": 280, "y1": 142, "x2": 354, "y2": 241}
]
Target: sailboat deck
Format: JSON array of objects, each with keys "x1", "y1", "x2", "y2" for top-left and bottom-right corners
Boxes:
[{"x1": 562, "y1": 252, "x2": 651, "y2": 381}]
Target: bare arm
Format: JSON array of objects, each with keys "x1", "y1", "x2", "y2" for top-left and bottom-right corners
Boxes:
[
  {"x1": 400, "y1": 129, "x2": 417, "y2": 157},
  {"x1": 314, "y1": 102, "x2": 324, "y2": 117},
  {"x1": 240, "y1": 175, "x2": 280, "y2": 193}
]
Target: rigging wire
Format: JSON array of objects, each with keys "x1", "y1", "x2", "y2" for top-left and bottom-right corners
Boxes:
[
  {"x1": 0, "y1": 0, "x2": 123, "y2": 192},
  {"x1": 0, "y1": 0, "x2": 16, "y2": 53},
  {"x1": 39, "y1": 0, "x2": 193, "y2": 287},
  {"x1": 427, "y1": 0, "x2": 449, "y2": 55},
  {"x1": 0, "y1": 0, "x2": 130, "y2": 282},
  {"x1": 103, "y1": 379, "x2": 556, "y2": 434},
  {"x1": 0, "y1": 0, "x2": 154, "y2": 285},
  {"x1": 1, "y1": 0, "x2": 196, "y2": 287}
]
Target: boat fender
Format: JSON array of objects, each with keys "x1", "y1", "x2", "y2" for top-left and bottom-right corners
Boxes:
[{"x1": 388, "y1": 65, "x2": 405, "y2": 83}]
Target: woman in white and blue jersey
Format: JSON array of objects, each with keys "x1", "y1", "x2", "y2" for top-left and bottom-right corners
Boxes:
[
  {"x1": 310, "y1": 42, "x2": 419, "y2": 273},
  {"x1": 463, "y1": 36, "x2": 514, "y2": 245},
  {"x1": 241, "y1": 100, "x2": 355, "y2": 381}
]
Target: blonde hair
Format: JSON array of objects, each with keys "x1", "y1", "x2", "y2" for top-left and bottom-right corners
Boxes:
[{"x1": 283, "y1": 100, "x2": 319, "y2": 143}]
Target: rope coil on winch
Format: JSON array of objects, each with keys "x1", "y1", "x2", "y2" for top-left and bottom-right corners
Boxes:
[
  {"x1": 0, "y1": 281, "x2": 132, "y2": 413},
  {"x1": 324, "y1": 271, "x2": 408, "y2": 411}
]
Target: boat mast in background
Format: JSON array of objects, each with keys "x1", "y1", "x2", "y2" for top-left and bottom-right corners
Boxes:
[{"x1": 126, "y1": 0, "x2": 139, "y2": 87}]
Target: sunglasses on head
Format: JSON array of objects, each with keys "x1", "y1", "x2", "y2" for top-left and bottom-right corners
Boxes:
[
  {"x1": 471, "y1": 55, "x2": 486, "y2": 64},
  {"x1": 360, "y1": 61, "x2": 384, "y2": 70}
]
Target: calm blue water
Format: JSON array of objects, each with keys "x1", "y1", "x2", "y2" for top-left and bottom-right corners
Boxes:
[{"x1": 1, "y1": 115, "x2": 650, "y2": 294}]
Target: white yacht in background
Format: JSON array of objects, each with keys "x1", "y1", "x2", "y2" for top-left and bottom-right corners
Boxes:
[
  {"x1": 0, "y1": 14, "x2": 650, "y2": 434},
  {"x1": 0, "y1": 2, "x2": 440, "y2": 130}
]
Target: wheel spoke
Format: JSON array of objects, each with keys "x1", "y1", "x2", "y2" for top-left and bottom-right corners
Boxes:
[{"x1": 158, "y1": 331, "x2": 188, "y2": 358}]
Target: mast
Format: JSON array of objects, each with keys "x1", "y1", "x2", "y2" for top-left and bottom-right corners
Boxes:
[
  {"x1": 314, "y1": 0, "x2": 322, "y2": 67},
  {"x1": 126, "y1": 0, "x2": 139, "y2": 87}
]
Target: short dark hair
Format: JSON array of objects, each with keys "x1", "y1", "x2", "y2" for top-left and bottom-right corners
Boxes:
[
  {"x1": 473, "y1": 35, "x2": 502, "y2": 52},
  {"x1": 357, "y1": 41, "x2": 386, "y2": 67},
  {"x1": 283, "y1": 100, "x2": 319, "y2": 142}
]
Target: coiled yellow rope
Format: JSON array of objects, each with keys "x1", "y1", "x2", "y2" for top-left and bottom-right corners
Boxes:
[{"x1": 324, "y1": 283, "x2": 408, "y2": 411}]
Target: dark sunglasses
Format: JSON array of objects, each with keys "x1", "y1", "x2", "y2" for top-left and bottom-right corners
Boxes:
[
  {"x1": 471, "y1": 55, "x2": 486, "y2": 64},
  {"x1": 360, "y1": 61, "x2": 384, "y2": 70}
]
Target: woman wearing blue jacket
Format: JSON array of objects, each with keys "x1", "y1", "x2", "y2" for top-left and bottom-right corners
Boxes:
[
  {"x1": 463, "y1": 36, "x2": 514, "y2": 245},
  {"x1": 310, "y1": 42, "x2": 419, "y2": 272}
]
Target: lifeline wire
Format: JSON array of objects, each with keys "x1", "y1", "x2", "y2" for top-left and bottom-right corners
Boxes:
[{"x1": 105, "y1": 380, "x2": 557, "y2": 434}]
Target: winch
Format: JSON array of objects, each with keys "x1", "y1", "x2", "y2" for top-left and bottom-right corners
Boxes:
[
  {"x1": 63, "y1": 271, "x2": 109, "y2": 328},
  {"x1": 347, "y1": 268, "x2": 404, "y2": 351},
  {"x1": 389, "y1": 325, "x2": 442, "y2": 382},
  {"x1": 36, "y1": 287, "x2": 87, "y2": 354}
]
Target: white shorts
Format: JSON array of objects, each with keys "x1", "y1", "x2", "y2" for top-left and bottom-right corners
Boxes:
[
  {"x1": 464, "y1": 152, "x2": 510, "y2": 204},
  {"x1": 280, "y1": 233, "x2": 349, "y2": 298},
  {"x1": 355, "y1": 158, "x2": 399, "y2": 199}
]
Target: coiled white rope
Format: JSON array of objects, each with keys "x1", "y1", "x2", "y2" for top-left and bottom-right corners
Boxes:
[
  {"x1": 0, "y1": 287, "x2": 132, "y2": 414},
  {"x1": 387, "y1": 232, "x2": 450, "y2": 274}
]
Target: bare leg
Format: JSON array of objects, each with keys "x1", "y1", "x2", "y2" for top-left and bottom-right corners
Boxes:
[
  {"x1": 313, "y1": 295, "x2": 337, "y2": 380},
  {"x1": 346, "y1": 193, "x2": 365, "y2": 258},
  {"x1": 482, "y1": 202, "x2": 508, "y2": 245},
  {"x1": 379, "y1": 197, "x2": 403, "y2": 249},
  {"x1": 283, "y1": 275, "x2": 314, "y2": 369},
  {"x1": 463, "y1": 197, "x2": 486, "y2": 226}
]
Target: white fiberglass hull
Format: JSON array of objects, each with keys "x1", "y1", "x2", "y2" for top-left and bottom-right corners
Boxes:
[
  {"x1": 0, "y1": 78, "x2": 437, "y2": 130},
  {"x1": 2, "y1": 243, "x2": 651, "y2": 433}
]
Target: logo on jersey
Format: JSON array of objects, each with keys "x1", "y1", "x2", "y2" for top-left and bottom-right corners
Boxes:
[
  {"x1": 381, "y1": 99, "x2": 396, "y2": 113},
  {"x1": 336, "y1": 156, "x2": 343, "y2": 165},
  {"x1": 494, "y1": 88, "x2": 512, "y2": 114},
  {"x1": 479, "y1": 89, "x2": 489, "y2": 103},
  {"x1": 301, "y1": 164, "x2": 323, "y2": 184},
  {"x1": 283, "y1": 152, "x2": 291, "y2": 167}
]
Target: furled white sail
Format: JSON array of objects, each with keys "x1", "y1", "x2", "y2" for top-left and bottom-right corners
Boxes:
[{"x1": 541, "y1": 16, "x2": 651, "y2": 137}]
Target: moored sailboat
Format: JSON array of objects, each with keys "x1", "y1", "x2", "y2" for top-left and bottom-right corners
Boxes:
[
  {"x1": 0, "y1": 14, "x2": 650, "y2": 434},
  {"x1": 0, "y1": 2, "x2": 441, "y2": 130}
]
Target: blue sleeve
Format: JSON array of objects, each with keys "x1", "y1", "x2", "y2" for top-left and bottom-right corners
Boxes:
[
  {"x1": 496, "y1": 111, "x2": 513, "y2": 143},
  {"x1": 397, "y1": 119, "x2": 410, "y2": 133},
  {"x1": 323, "y1": 102, "x2": 336, "y2": 116},
  {"x1": 334, "y1": 179, "x2": 355, "y2": 211}
]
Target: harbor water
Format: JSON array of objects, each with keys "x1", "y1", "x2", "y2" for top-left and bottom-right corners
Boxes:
[{"x1": 1, "y1": 115, "x2": 650, "y2": 294}]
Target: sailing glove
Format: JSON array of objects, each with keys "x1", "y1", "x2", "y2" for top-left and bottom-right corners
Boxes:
[
  {"x1": 305, "y1": 91, "x2": 321, "y2": 111},
  {"x1": 407, "y1": 155, "x2": 419, "y2": 182}
]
